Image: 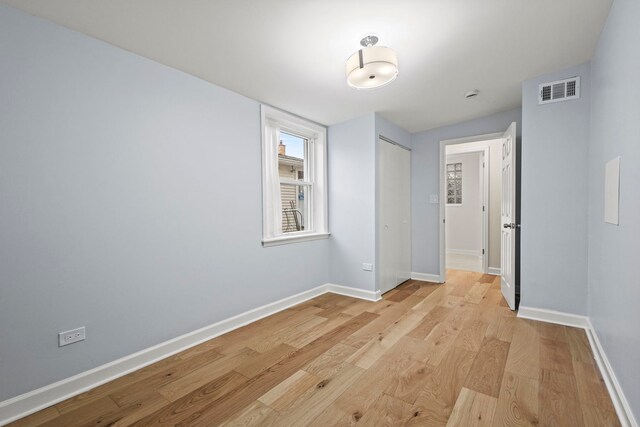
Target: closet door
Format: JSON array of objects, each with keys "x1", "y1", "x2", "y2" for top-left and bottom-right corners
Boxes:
[{"x1": 379, "y1": 139, "x2": 411, "y2": 294}]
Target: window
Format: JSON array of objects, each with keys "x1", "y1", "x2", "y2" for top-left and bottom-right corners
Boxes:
[
  {"x1": 261, "y1": 105, "x2": 328, "y2": 246},
  {"x1": 446, "y1": 162, "x2": 462, "y2": 205}
]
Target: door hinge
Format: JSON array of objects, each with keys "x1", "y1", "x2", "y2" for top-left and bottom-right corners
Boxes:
[
  {"x1": 443, "y1": 219, "x2": 446, "y2": 224},
  {"x1": 482, "y1": 205, "x2": 485, "y2": 212},
  {"x1": 482, "y1": 249, "x2": 485, "y2": 255},
  {"x1": 483, "y1": 162, "x2": 485, "y2": 168}
]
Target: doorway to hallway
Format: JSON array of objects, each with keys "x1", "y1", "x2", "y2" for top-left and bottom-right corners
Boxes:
[{"x1": 439, "y1": 123, "x2": 520, "y2": 309}]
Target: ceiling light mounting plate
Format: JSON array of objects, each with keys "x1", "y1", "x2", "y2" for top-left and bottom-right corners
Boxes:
[{"x1": 360, "y1": 35, "x2": 379, "y2": 47}]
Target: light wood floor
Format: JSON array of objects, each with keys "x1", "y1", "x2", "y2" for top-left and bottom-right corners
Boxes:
[{"x1": 11, "y1": 270, "x2": 619, "y2": 426}]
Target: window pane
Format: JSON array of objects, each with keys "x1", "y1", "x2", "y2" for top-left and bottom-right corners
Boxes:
[
  {"x1": 455, "y1": 196, "x2": 462, "y2": 204},
  {"x1": 447, "y1": 172, "x2": 455, "y2": 179},
  {"x1": 455, "y1": 163, "x2": 462, "y2": 171},
  {"x1": 281, "y1": 183, "x2": 311, "y2": 233},
  {"x1": 447, "y1": 197, "x2": 455, "y2": 204},
  {"x1": 447, "y1": 164, "x2": 455, "y2": 172},
  {"x1": 278, "y1": 131, "x2": 306, "y2": 182}
]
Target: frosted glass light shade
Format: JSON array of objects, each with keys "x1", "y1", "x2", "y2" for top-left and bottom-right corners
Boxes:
[{"x1": 346, "y1": 46, "x2": 398, "y2": 89}]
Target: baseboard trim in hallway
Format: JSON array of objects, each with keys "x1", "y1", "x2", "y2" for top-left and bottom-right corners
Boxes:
[
  {"x1": 0, "y1": 283, "x2": 378, "y2": 426},
  {"x1": 518, "y1": 306, "x2": 637, "y2": 427}
]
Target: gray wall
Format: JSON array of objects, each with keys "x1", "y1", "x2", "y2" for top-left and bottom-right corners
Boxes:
[
  {"x1": 327, "y1": 113, "x2": 411, "y2": 293},
  {"x1": 411, "y1": 108, "x2": 522, "y2": 275},
  {"x1": 588, "y1": 0, "x2": 640, "y2": 419},
  {"x1": 520, "y1": 62, "x2": 591, "y2": 315},
  {"x1": 327, "y1": 114, "x2": 376, "y2": 291},
  {"x1": 0, "y1": 5, "x2": 330, "y2": 401}
]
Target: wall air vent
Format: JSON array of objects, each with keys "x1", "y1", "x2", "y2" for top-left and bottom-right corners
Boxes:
[{"x1": 539, "y1": 76, "x2": 580, "y2": 104}]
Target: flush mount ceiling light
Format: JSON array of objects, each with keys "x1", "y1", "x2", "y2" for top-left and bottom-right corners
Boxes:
[{"x1": 346, "y1": 35, "x2": 398, "y2": 89}]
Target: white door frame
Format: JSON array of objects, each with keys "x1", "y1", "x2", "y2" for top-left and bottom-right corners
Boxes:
[{"x1": 439, "y1": 132, "x2": 503, "y2": 282}]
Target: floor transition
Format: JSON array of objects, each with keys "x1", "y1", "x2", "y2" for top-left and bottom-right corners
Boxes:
[
  {"x1": 10, "y1": 270, "x2": 619, "y2": 426},
  {"x1": 446, "y1": 253, "x2": 483, "y2": 273}
]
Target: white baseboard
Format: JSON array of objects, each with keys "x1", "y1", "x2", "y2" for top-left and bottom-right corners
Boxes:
[
  {"x1": 517, "y1": 306, "x2": 589, "y2": 328},
  {"x1": 517, "y1": 306, "x2": 637, "y2": 427},
  {"x1": 487, "y1": 267, "x2": 501, "y2": 275},
  {"x1": 410, "y1": 272, "x2": 444, "y2": 283},
  {"x1": 0, "y1": 283, "x2": 373, "y2": 426},
  {"x1": 585, "y1": 319, "x2": 638, "y2": 427},
  {"x1": 446, "y1": 249, "x2": 482, "y2": 257},
  {"x1": 326, "y1": 283, "x2": 381, "y2": 301}
]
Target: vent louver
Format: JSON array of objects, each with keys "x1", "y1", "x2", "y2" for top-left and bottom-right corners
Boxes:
[{"x1": 538, "y1": 76, "x2": 580, "y2": 104}]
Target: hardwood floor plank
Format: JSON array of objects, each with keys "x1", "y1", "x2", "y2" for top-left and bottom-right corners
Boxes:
[
  {"x1": 274, "y1": 362, "x2": 365, "y2": 425},
  {"x1": 539, "y1": 337, "x2": 574, "y2": 375},
  {"x1": 257, "y1": 370, "x2": 319, "y2": 411},
  {"x1": 453, "y1": 319, "x2": 489, "y2": 352},
  {"x1": 39, "y1": 396, "x2": 119, "y2": 427},
  {"x1": 420, "y1": 317, "x2": 465, "y2": 365},
  {"x1": 53, "y1": 349, "x2": 213, "y2": 414},
  {"x1": 356, "y1": 393, "x2": 417, "y2": 425},
  {"x1": 491, "y1": 372, "x2": 539, "y2": 426},
  {"x1": 539, "y1": 368, "x2": 585, "y2": 426},
  {"x1": 109, "y1": 393, "x2": 171, "y2": 427},
  {"x1": 574, "y1": 360, "x2": 616, "y2": 412},
  {"x1": 134, "y1": 370, "x2": 249, "y2": 426},
  {"x1": 504, "y1": 319, "x2": 539, "y2": 379},
  {"x1": 566, "y1": 326, "x2": 596, "y2": 364},
  {"x1": 486, "y1": 315, "x2": 517, "y2": 343},
  {"x1": 332, "y1": 336, "x2": 426, "y2": 422},
  {"x1": 220, "y1": 401, "x2": 279, "y2": 427},
  {"x1": 234, "y1": 343, "x2": 297, "y2": 379},
  {"x1": 537, "y1": 321, "x2": 568, "y2": 342},
  {"x1": 581, "y1": 404, "x2": 622, "y2": 427},
  {"x1": 386, "y1": 289, "x2": 416, "y2": 302},
  {"x1": 446, "y1": 387, "x2": 498, "y2": 427},
  {"x1": 302, "y1": 342, "x2": 358, "y2": 378},
  {"x1": 308, "y1": 403, "x2": 358, "y2": 427},
  {"x1": 384, "y1": 359, "x2": 434, "y2": 405},
  {"x1": 414, "y1": 347, "x2": 478, "y2": 424},
  {"x1": 465, "y1": 282, "x2": 492, "y2": 304},
  {"x1": 155, "y1": 347, "x2": 257, "y2": 403},
  {"x1": 412, "y1": 285, "x2": 447, "y2": 313},
  {"x1": 464, "y1": 338, "x2": 510, "y2": 397},
  {"x1": 407, "y1": 305, "x2": 452, "y2": 339},
  {"x1": 284, "y1": 313, "x2": 353, "y2": 348},
  {"x1": 346, "y1": 310, "x2": 426, "y2": 369}
]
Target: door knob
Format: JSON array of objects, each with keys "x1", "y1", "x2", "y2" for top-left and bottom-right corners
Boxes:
[{"x1": 503, "y1": 223, "x2": 512, "y2": 229}]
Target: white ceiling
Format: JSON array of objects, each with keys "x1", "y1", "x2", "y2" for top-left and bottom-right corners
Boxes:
[{"x1": 1, "y1": 0, "x2": 612, "y2": 132}]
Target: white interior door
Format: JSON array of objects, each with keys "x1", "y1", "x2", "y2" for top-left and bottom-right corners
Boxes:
[
  {"x1": 379, "y1": 138, "x2": 411, "y2": 294},
  {"x1": 500, "y1": 122, "x2": 518, "y2": 309}
]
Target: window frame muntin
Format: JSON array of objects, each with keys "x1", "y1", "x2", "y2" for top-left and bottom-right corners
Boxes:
[{"x1": 261, "y1": 105, "x2": 329, "y2": 246}]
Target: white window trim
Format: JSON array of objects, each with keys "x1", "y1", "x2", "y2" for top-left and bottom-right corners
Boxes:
[{"x1": 261, "y1": 105, "x2": 329, "y2": 246}]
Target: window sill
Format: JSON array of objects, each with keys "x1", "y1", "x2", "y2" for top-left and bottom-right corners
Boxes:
[
  {"x1": 446, "y1": 204, "x2": 463, "y2": 207},
  {"x1": 262, "y1": 232, "x2": 330, "y2": 247}
]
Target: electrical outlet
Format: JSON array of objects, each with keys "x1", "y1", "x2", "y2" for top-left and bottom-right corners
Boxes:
[
  {"x1": 58, "y1": 327, "x2": 85, "y2": 347},
  {"x1": 362, "y1": 263, "x2": 373, "y2": 271}
]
